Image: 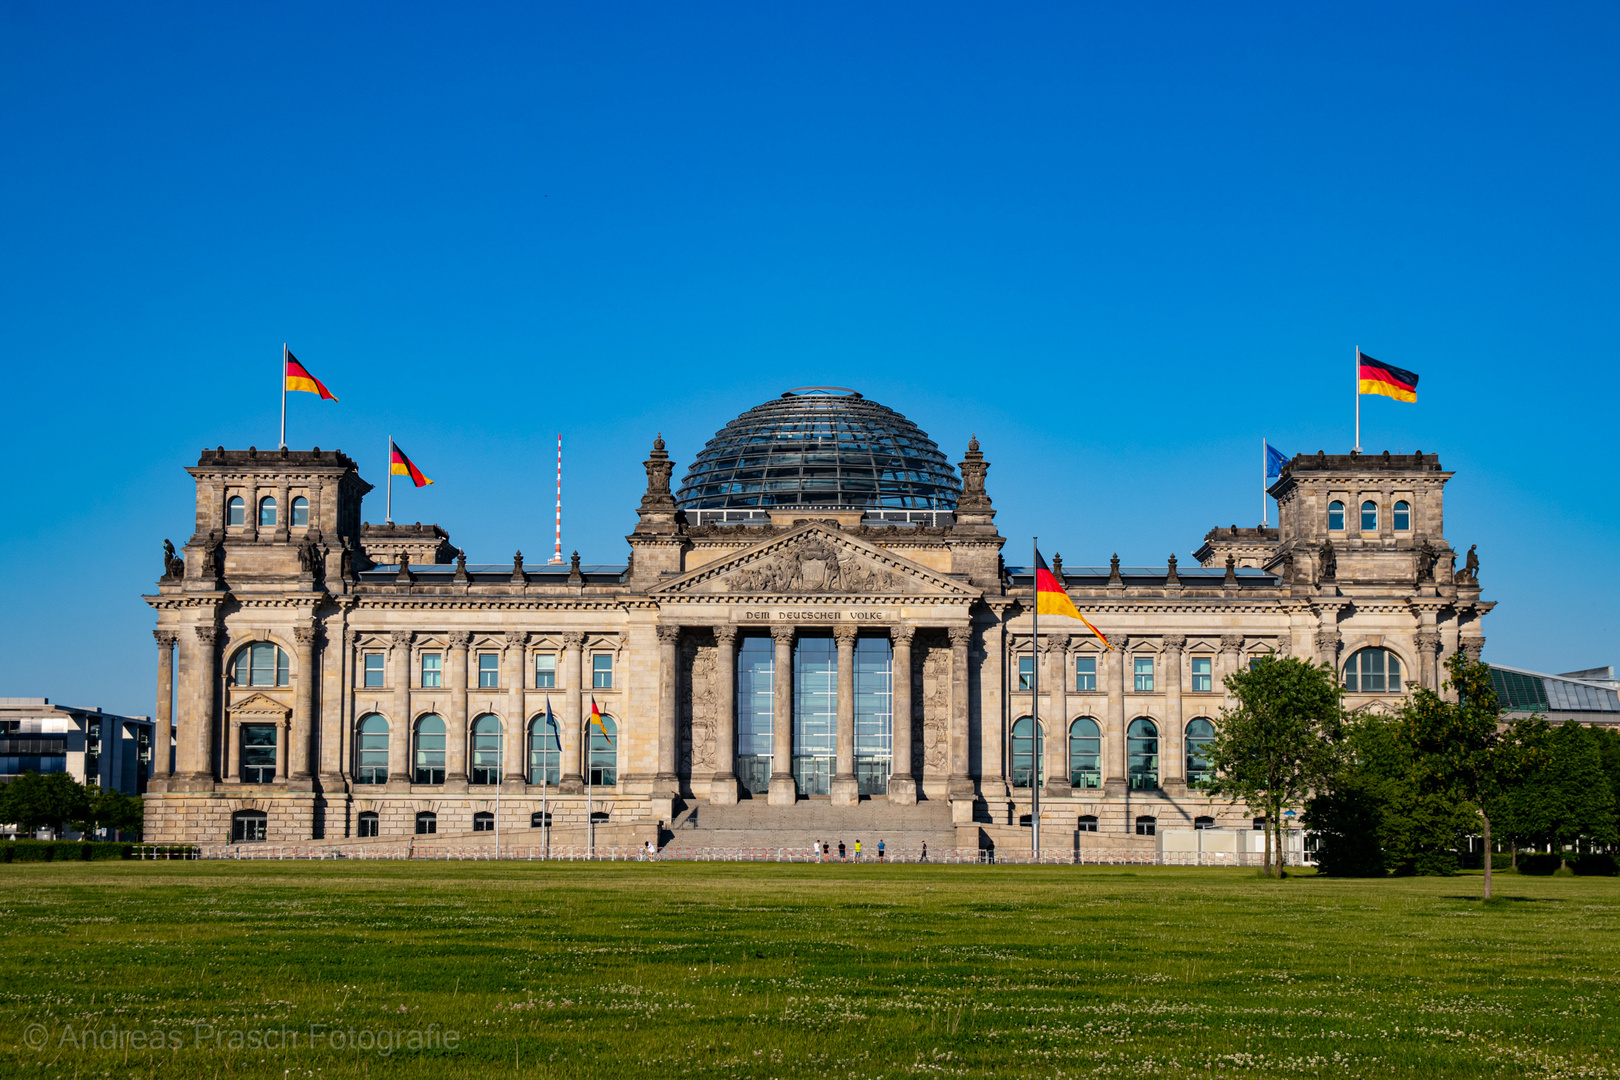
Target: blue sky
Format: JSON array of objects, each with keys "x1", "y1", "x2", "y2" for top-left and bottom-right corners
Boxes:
[{"x1": 2, "y1": 2, "x2": 1616, "y2": 716}]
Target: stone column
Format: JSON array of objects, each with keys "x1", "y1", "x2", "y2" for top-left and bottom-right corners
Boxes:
[
  {"x1": 503, "y1": 631, "x2": 527, "y2": 789},
  {"x1": 290, "y1": 624, "x2": 317, "y2": 784},
  {"x1": 1103, "y1": 635, "x2": 1127, "y2": 795},
  {"x1": 768, "y1": 625, "x2": 797, "y2": 806},
  {"x1": 709, "y1": 626, "x2": 740, "y2": 805},
  {"x1": 1313, "y1": 630, "x2": 1340, "y2": 673},
  {"x1": 388, "y1": 631, "x2": 412, "y2": 788},
  {"x1": 1043, "y1": 635, "x2": 1071, "y2": 797},
  {"x1": 831, "y1": 626, "x2": 859, "y2": 806},
  {"x1": 274, "y1": 479, "x2": 291, "y2": 542},
  {"x1": 445, "y1": 631, "x2": 471, "y2": 791},
  {"x1": 1161, "y1": 635, "x2": 1187, "y2": 793},
  {"x1": 225, "y1": 718, "x2": 241, "y2": 783},
  {"x1": 181, "y1": 624, "x2": 222, "y2": 783},
  {"x1": 244, "y1": 480, "x2": 259, "y2": 541},
  {"x1": 560, "y1": 632, "x2": 585, "y2": 792},
  {"x1": 1415, "y1": 631, "x2": 1442, "y2": 692},
  {"x1": 276, "y1": 718, "x2": 289, "y2": 781},
  {"x1": 153, "y1": 630, "x2": 177, "y2": 780},
  {"x1": 1220, "y1": 634, "x2": 1245, "y2": 700},
  {"x1": 888, "y1": 625, "x2": 916, "y2": 805},
  {"x1": 947, "y1": 626, "x2": 974, "y2": 799},
  {"x1": 654, "y1": 625, "x2": 681, "y2": 795}
]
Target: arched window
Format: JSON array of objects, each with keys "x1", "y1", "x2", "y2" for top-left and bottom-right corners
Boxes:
[
  {"x1": 415, "y1": 811, "x2": 437, "y2": 835},
  {"x1": 1327, "y1": 500, "x2": 1345, "y2": 531},
  {"x1": 413, "y1": 715, "x2": 446, "y2": 784},
  {"x1": 1010, "y1": 716, "x2": 1042, "y2": 789},
  {"x1": 258, "y1": 496, "x2": 277, "y2": 528},
  {"x1": 590, "y1": 714, "x2": 617, "y2": 786},
  {"x1": 1361, "y1": 500, "x2": 1378, "y2": 531},
  {"x1": 1185, "y1": 717, "x2": 1216, "y2": 786},
  {"x1": 291, "y1": 496, "x2": 309, "y2": 526},
  {"x1": 1135, "y1": 815, "x2": 1157, "y2": 836},
  {"x1": 1392, "y1": 500, "x2": 1411, "y2": 530},
  {"x1": 1077, "y1": 814, "x2": 1098, "y2": 833},
  {"x1": 357, "y1": 811, "x2": 379, "y2": 838},
  {"x1": 589, "y1": 810, "x2": 610, "y2": 823},
  {"x1": 1127, "y1": 718, "x2": 1159, "y2": 790},
  {"x1": 1194, "y1": 815, "x2": 1216, "y2": 830},
  {"x1": 231, "y1": 809, "x2": 267, "y2": 842},
  {"x1": 355, "y1": 714, "x2": 388, "y2": 784},
  {"x1": 227, "y1": 495, "x2": 245, "y2": 526},
  {"x1": 530, "y1": 811, "x2": 551, "y2": 828},
  {"x1": 1344, "y1": 647, "x2": 1403, "y2": 693},
  {"x1": 470, "y1": 714, "x2": 502, "y2": 785},
  {"x1": 473, "y1": 811, "x2": 495, "y2": 832},
  {"x1": 1068, "y1": 717, "x2": 1101, "y2": 789},
  {"x1": 528, "y1": 713, "x2": 561, "y2": 786},
  {"x1": 240, "y1": 724, "x2": 277, "y2": 783},
  {"x1": 231, "y1": 642, "x2": 290, "y2": 687}
]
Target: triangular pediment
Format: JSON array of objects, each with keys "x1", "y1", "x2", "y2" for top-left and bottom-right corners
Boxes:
[
  {"x1": 651, "y1": 523, "x2": 977, "y2": 598},
  {"x1": 227, "y1": 692, "x2": 292, "y2": 721}
]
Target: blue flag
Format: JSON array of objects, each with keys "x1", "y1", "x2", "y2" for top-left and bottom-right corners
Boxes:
[{"x1": 1264, "y1": 442, "x2": 1289, "y2": 479}]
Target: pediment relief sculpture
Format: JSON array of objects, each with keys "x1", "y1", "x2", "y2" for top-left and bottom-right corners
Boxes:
[
  {"x1": 655, "y1": 525, "x2": 973, "y2": 598},
  {"x1": 227, "y1": 692, "x2": 292, "y2": 721}
]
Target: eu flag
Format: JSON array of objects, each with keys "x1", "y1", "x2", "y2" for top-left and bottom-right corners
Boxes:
[{"x1": 1264, "y1": 442, "x2": 1289, "y2": 478}]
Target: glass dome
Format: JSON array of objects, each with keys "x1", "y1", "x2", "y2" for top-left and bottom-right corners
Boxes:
[{"x1": 675, "y1": 387, "x2": 961, "y2": 511}]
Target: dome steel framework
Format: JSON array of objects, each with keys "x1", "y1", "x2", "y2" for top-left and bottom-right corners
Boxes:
[{"x1": 674, "y1": 388, "x2": 961, "y2": 512}]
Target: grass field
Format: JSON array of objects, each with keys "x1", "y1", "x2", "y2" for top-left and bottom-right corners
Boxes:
[{"x1": 2, "y1": 862, "x2": 1617, "y2": 1079}]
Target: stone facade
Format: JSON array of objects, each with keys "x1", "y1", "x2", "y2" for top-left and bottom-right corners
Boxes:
[{"x1": 143, "y1": 432, "x2": 1492, "y2": 848}]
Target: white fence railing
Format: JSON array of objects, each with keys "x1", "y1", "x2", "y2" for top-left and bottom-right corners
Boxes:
[{"x1": 196, "y1": 844, "x2": 1298, "y2": 865}]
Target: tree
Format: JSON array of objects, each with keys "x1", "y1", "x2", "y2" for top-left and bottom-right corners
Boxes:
[
  {"x1": 0, "y1": 771, "x2": 90, "y2": 838},
  {"x1": 1402, "y1": 651, "x2": 1535, "y2": 900},
  {"x1": 73, "y1": 786, "x2": 145, "y2": 840},
  {"x1": 1202, "y1": 656, "x2": 1343, "y2": 877},
  {"x1": 1499, "y1": 720, "x2": 1617, "y2": 864}
]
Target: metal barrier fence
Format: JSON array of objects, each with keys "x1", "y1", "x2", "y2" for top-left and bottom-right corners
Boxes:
[{"x1": 197, "y1": 844, "x2": 1295, "y2": 866}]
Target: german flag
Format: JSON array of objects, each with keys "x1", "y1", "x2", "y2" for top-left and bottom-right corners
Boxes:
[
  {"x1": 1357, "y1": 351, "x2": 1418, "y2": 403},
  {"x1": 1035, "y1": 549, "x2": 1111, "y2": 649},
  {"x1": 284, "y1": 348, "x2": 337, "y2": 401},
  {"x1": 589, "y1": 698, "x2": 609, "y2": 733},
  {"x1": 390, "y1": 441, "x2": 432, "y2": 487}
]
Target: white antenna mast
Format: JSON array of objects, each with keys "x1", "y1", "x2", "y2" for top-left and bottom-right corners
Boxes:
[{"x1": 549, "y1": 434, "x2": 564, "y2": 564}]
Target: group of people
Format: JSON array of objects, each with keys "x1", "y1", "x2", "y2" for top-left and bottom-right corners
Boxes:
[{"x1": 811, "y1": 839, "x2": 928, "y2": 862}]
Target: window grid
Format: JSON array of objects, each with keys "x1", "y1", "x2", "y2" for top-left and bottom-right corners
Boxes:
[
  {"x1": 420, "y1": 653, "x2": 442, "y2": 688},
  {"x1": 1133, "y1": 656, "x2": 1154, "y2": 693},
  {"x1": 1075, "y1": 656, "x2": 1096, "y2": 692},
  {"x1": 1191, "y1": 656, "x2": 1212, "y2": 692},
  {"x1": 534, "y1": 653, "x2": 556, "y2": 689},
  {"x1": 592, "y1": 654, "x2": 614, "y2": 689},
  {"x1": 477, "y1": 653, "x2": 500, "y2": 689},
  {"x1": 1328, "y1": 500, "x2": 1345, "y2": 531},
  {"x1": 363, "y1": 652, "x2": 385, "y2": 688}
]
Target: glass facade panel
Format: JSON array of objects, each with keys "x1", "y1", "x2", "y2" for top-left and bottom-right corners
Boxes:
[
  {"x1": 470, "y1": 714, "x2": 501, "y2": 784},
  {"x1": 1011, "y1": 716, "x2": 1042, "y2": 789},
  {"x1": 1127, "y1": 718, "x2": 1159, "y2": 790},
  {"x1": 736, "y1": 636, "x2": 774, "y2": 794},
  {"x1": 1075, "y1": 656, "x2": 1096, "y2": 692},
  {"x1": 793, "y1": 635, "x2": 836, "y2": 795},
  {"x1": 1185, "y1": 717, "x2": 1215, "y2": 785},
  {"x1": 853, "y1": 635, "x2": 892, "y2": 795},
  {"x1": 414, "y1": 715, "x2": 445, "y2": 784},
  {"x1": 241, "y1": 724, "x2": 277, "y2": 783},
  {"x1": 355, "y1": 714, "x2": 388, "y2": 784},
  {"x1": 529, "y1": 714, "x2": 560, "y2": 785},
  {"x1": 1191, "y1": 656, "x2": 1212, "y2": 692},
  {"x1": 1069, "y1": 717, "x2": 1100, "y2": 788}
]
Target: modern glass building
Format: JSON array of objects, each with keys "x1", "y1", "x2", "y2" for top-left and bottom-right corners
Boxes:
[{"x1": 1490, "y1": 664, "x2": 1620, "y2": 721}]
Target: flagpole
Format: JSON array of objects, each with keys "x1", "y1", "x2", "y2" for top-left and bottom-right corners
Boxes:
[
  {"x1": 280, "y1": 344, "x2": 288, "y2": 450},
  {"x1": 385, "y1": 437, "x2": 393, "y2": 525},
  {"x1": 1031, "y1": 536, "x2": 1040, "y2": 859},
  {"x1": 1354, "y1": 346, "x2": 1361, "y2": 453},
  {"x1": 542, "y1": 701, "x2": 551, "y2": 860},
  {"x1": 1261, "y1": 438, "x2": 1268, "y2": 527},
  {"x1": 586, "y1": 704, "x2": 594, "y2": 860}
]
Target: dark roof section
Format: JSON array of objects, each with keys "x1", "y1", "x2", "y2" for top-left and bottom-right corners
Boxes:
[
  {"x1": 195, "y1": 446, "x2": 358, "y2": 468},
  {"x1": 358, "y1": 563, "x2": 628, "y2": 584},
  {"x1": 1006, "y1": 566, "x2": 1281, "y2": 587},
  {"x1": 675, "y1": 388, "x2": 961, "y2": 512}
]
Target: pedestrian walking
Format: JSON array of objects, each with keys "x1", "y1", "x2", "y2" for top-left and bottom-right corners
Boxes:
[
  {"x1": 855, "y1": 839, "x2": 862, "y2": 862},
  {"x1": 838, "y1": 840, "x2": 846, "y2": 861},
  {"x1": 878, "y1": 839, "x2": 885, "y2": 861},
  {"x1": 813, "y1": 840, "x2": 821, "y2": 860},
  {"x1": 920, "y1": 840, "x2": 928, "y2": 862}
]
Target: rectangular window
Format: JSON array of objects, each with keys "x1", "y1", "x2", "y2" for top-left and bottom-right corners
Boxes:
[
  {"x1": 1018, "y1": 655, "x2": 1034, "y2": 691},
  {"x1": 735, "y1": 636, "x2": 775, "y2": 795},
  {"x1": 853, "y1": 636, "x2": 893, "y2": 796},
  {"x1": 1134, "y1": 656, "x2": 1155, "y2": 692},
  {"x1": 534, "y1": 653, "x2": 556, "y2": 688},
  {"x1": 592, "y1": 653, "x2": 613, "y2": 689},
  {"x1": 1191, "y1": 657, "x2": 1212, "y2": 692},
  {"x1": 1075, "y1": 656, "x2": 1096, "y2": 692},
  {"x1": 420, "y1": 653, "x2": 441, "y2": 688},
  {"x1": 241, "y1": 724, "x2": 277, "y2": 784},
  {"x1": 363, "y1": 652, "x2": 385, "y2": 688},
  {"x1": 477, "y1": 652, "x2": 499, "y2": 689}
]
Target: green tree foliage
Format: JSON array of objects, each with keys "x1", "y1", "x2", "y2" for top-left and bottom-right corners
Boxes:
[
  {"x1": 1202, "y1": 656, "x2": 1342, "y2": 877},
  {"x1": 1402, "y1": 651, "x2": 1536, "y2": 900},
  {"x1": 0, "y1": 771, "x2": 90, "y2": 837},
  {"x1": 73, "y1": 784, "x2": 145, "y2": 839},
  {"x1": 1498, "y1": 720, "x2": 1618, "y2": 862}
]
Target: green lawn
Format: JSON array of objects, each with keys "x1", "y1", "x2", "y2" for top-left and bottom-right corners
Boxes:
[{"x1": 2, "y1": 862, "x2": 1616, "y2": 1078}]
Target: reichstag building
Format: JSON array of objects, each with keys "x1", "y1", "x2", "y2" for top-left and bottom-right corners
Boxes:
[{"x1": 143, "y1": 387, "x2": 1491, "y2": 847}]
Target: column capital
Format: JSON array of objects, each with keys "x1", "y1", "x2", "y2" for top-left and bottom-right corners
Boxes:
[
  {"x1": 1040, "y1": 633, "x2": 1070, "y2": 655},
  {"x1": 891, "y1": 624, "x2": 915, "y2": 647},
  {"x1": 833, "y1": 625, "x2": 858, "y2": 644},
  {"x1": 390, "y1": 630, "x2": 413, "y2": 649},
  {"x1": 1461, "y1": 638, "x2": 1485, "y2": 662},
  {"x1": 1315, "y1": 630, "x2": 1342, "y2": 656},
  {"x1": 655, "y1": 624, "x2": 682, "y2": 644},
  {"x1": 1161, "y1": 633, "x2": 1187, "y2": 652},
  {"x1": 770, "y1": 625, "x2": 796, "y2": 645},
  {"x1": 562, "y1": 631, "x2": 585, "y2": 649},
  {"x1": 153, "y1": 629, "x2": 178, "y2": 649},
  {"x1": 194, "y1": 625, "x2": 221, "y2": 645},
  {"x1": 448, "y1": 631, "x2": 472, "y2": 650},
  {"x1": 504, "y1": 630, "x2": 529, "y2": 649},
  {"x1": 713, "y1": 624, "x2": 738, "y2": 646},
  {"x1": 293, "y1": 625, "x2": 319, "y2": 647},
  {"x1": 1219, "y1": 633, "x2": 1244, "y2": 653},
  {"x1": 947, "y1": 626, "x2": 972, "y2": 649},
  {"x1": 1414, "y1": 630, "x2": 1442, "y2": 652}
]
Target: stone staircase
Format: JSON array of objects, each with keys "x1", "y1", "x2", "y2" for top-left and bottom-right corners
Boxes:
[{"x1": 661, "y1": 797, "x2": 963, "y2": 856}]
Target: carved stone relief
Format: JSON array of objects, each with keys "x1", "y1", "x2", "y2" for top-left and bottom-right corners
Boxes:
[
  {"x1": 677, "y1": 634, "x2": 718, "y2": 786},
  {"x1": 917, "y1": 630, "x2": 950, "y2": 779},
  {"x1": 726, "y1": 535, "x2": 903, "y2": 594}
]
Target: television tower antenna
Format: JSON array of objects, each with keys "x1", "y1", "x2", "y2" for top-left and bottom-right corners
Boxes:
[{"x1": 549, "y1": 434, "x2": 564, "y2": 564}]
